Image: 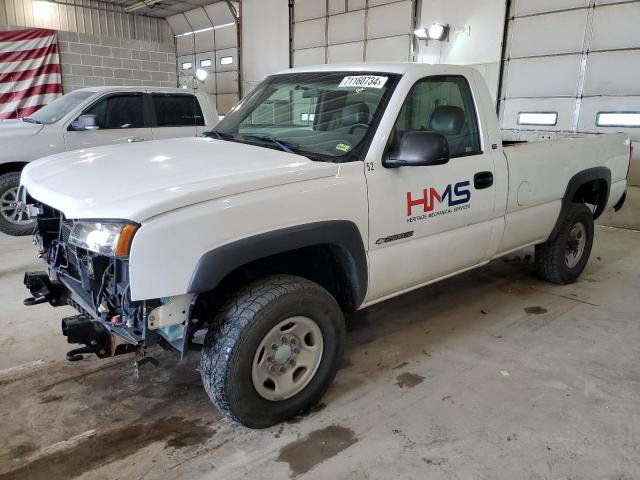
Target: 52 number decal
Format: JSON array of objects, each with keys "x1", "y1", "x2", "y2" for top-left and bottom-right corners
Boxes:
[{"x1": 366, "y1": 162, "x2": 375, "y2": 172}]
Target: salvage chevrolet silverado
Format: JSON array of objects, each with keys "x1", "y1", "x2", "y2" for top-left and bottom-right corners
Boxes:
[{"x1": 20, "y1": 63, "x2": 630, "y2": 428}]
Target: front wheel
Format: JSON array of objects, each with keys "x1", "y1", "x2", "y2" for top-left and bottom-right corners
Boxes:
[
  {"x1": 0, "y1": 172, "x2": 36, "y2": 236},
  {"x1": 535, "y1": 203, "x2": 594, "y2": 284},
  {"x1": 199, "y1": 275, "x2": 345, "y2": 428}
]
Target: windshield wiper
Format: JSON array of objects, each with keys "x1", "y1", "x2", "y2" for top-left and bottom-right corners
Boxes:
[
  {"x1": 203, "y1": 130, "x2": 235, "y2": 140},
  {"x1": 240, "y1": 134, "x2": 298, "y2": 154},
  {"x1": 22, "y1": 117, "x2": 41, "y2": 124}
]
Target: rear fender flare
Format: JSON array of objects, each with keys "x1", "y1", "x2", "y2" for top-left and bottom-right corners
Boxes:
[{"x1": 547, "y1": 167, "x2": 611, "y2": 241}]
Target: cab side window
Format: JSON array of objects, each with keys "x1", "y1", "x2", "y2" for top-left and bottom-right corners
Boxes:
[
  {"x1": 152, "y1": 94, "x2": 205, "y2": 127},
  {"x1": 393, "y1": 76, "x2": 481, "y2": 158},
  {"x1": 84, "y1": 94, "x2": 145, "y2": 129}
]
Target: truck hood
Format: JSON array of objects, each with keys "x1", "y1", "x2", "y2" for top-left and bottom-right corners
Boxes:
[
  {"x1": 0, "y1": 119, "x2": 43, "y2": 139},
  {"x1": 22, "y1": 137, "x2": 339, "y2": 222}
]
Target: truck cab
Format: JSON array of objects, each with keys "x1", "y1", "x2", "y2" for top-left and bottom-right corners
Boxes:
[{"x1": 0, "y1": 87, "x2": 218, "y2": 235}]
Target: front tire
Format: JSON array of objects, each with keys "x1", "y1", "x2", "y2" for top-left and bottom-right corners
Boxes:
[
  {"x1": 0, "y1": 172, "x2": 35, "y2": 236},
  {"x1": 199, "y1": 275, "x2": 345, "y2": 428},
  {"x1": 535, "y1": 203, "x2": 594, "y2": 284}
]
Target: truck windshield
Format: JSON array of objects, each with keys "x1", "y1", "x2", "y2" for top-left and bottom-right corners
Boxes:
[
  {"x1": 25, "y1": 90, "x2": 95, "y2": 125},
  {"x1": 211, "y1": 71, "x2": 399, "y2": 161}
]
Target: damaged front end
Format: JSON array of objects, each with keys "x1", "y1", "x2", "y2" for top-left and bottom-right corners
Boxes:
[{"x1": 23, "y1": 201, "x2": 196, "y2": 362}]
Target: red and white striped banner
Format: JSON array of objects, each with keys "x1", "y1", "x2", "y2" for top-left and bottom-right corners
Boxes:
[{"x1": 0, "y1": 28, "x2": 62, "y2": 120}]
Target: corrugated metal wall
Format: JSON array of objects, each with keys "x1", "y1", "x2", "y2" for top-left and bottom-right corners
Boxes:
[{"x1": 0, "y1": 0, "x2": 172, "y2": 43}]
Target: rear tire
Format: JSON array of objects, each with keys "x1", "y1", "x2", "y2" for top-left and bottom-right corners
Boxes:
[
  {"x1": 199, "y1": 275, "x2": 344, "y2": 428},
  {"x1": 0, "y1": 172, "x2": 35, "y2": 236},
  {"x1": 535, "y1": 203, "x2": 594, "y2": 284}
]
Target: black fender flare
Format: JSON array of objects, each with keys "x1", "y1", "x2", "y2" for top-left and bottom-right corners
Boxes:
[
  {"x1": 548, "y1": 167, "x2": 611, "y2": 241},
  {"x1": 187, "y1": 220, "x2": 368, "y2": 308}
]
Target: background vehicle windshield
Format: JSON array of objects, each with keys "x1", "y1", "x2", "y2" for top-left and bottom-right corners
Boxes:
[
  {"x1": 27, "y1": 90, "x2": 95, "y2": 124},
  {"x1": 214, "y1": 71, "x2": 398, "y2": 161}
]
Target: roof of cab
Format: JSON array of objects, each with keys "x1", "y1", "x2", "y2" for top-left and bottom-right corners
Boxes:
[{"x1": 73, "y1": 86, "x2": 195, "y2": 94}]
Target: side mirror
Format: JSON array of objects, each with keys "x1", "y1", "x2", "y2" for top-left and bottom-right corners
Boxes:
[
  {"x1": 71, "y1": 114, "x2": 99, "y2": 131},
  {"x1": 383, "y1": 131, "x2": 450, "y2": 168}
]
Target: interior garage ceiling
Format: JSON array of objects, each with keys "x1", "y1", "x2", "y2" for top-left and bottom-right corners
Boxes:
[{"x1": 102, "y1": 0, "x2": 226, "y2": 18}]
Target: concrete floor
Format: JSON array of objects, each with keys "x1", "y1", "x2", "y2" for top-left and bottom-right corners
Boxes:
[{"x1": 1, "y1": 226, "x2": 639, "y2": 480}]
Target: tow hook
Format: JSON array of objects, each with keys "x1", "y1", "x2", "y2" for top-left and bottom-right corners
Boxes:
[
  {"x1": 62, "y1": 315, "x2": 111, "y2": 361},
  {"x1": 133, "y1": 348, "x2": 159, "y2": 379},
  {"x1": 23, "y1": 271, "x2": 65, "y2": 307}
]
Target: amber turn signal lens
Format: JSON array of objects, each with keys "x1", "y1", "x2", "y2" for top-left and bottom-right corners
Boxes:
[{"x1": 115, "y1": 223, "x2": 139, "y2": 257}]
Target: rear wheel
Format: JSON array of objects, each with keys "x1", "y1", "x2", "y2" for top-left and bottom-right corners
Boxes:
[
  {"x1": 535, "y1": 203, "x2": 594, "y2": 284},
  {"x1": 199, "y1": 275, "x2": 344, "y2": 428},
  {"x1": 0, "y1": 172, "x2": 35, "y2": 236}
]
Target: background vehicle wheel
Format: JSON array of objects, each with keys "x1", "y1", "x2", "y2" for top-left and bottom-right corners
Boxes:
[
  {"x1": 0, "y1": 172, "x2": 35, "y2": 237},
  {"x1": 535, "y1": 203, "x2": 594, "y2": 285},
  {"x1": 199, "y1": 275, "x2": 345, "y2": 428}
]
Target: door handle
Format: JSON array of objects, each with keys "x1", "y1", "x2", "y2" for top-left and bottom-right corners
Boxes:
[
  {"x1": 127, "y1": 137, "x2": 146, "y2": 143},
  {"x1": 474, "y1": 171, "x2": 494, "y2": 190}
]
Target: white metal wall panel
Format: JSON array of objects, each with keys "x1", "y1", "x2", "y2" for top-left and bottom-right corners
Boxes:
[
  {"x1": 348, "y1": 0, "x2": 367, "y2": 10},
  {"x1": 294, "y1": 18, "x2": 327, "y2": 50},
  {"x1": 195, "y1": 30, "x2": 216, "y2": 53},
  {"x1": 328, "y1": 10, "x2": 365, "y2": 44},
  {"x1": 328, "y1": 42, "x2": 364, "y2": 62},
  {"x1": 512, "y1": 0, "x2": 589, "y2": 17},
  {"x1": 216, "y1": 48, "x2": 239, "y2": 72},
  {"x1": 216, "y1": 71, "x2": 239, "y2": 94},
  {"x1": 368, "y1": 0, "x2": 404, "y2": 6},
  {"x1": 505, "y1": 55, "x2": 582, "y2": 98},
  {"x1": 583, "y1": 50, "x2": 640, "y2": 96},
  {"x1": 508, "y1": 10, "x2": 588, "y2": 58},
  {"x1": 184, "y1": 8, "x2": 211, "y2": 31},
  {"x1": 367, "y1": 1, "x2": 413, "y2": 39},
  {"x1": 578, "y1": 96, "x2": 640, "y2": 133},
  {"x1": 294, "y1": 0, "x2": 327, "y2": 22},
  {"x1": 591, "y1": 3, "x2": 640, "y2": 51},
  {"x1": 329, "y1": 0, "x2": 347, "y2": 15},
  {"x1": 178, "y1": 55, "x2": 195, "y2": 72},
  {"x1": 293, "y1": 47, "x2": 326, "y2": 66},
  {"x1": 177, "y1": 35, "x2": 195, "y2": 55},
  {"x1": 204, "y1": 2, "x2": 237, "y2": 27},
  {"x1": 366, "y1": 35, "x2": 411, "y2": 61},
  {"x1": 215, "y1": 23, "x2": 238, "y2": 49},
  {"x1": 502, "y1": 98, "x2": 577, "y2": 131}
]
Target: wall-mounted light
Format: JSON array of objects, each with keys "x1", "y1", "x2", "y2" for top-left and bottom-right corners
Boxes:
[
  {"x1": 195, "y1": 69, "x2": 208, "y2": 82},
  {"x1": 33, "y1": 0, "x2": 55, "y2": 21},
  {"x1": 414, "y1": 23, "x2": 450, "y2": 42}
]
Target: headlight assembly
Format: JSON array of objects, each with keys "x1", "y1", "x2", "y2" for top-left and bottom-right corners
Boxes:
[{"x1": 68, "y1": 221, "x2": 139, "y2": 257}]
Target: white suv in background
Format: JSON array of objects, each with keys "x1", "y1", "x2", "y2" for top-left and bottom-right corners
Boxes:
[{"x1": 0, "y1": 87, "x2": 218, "y2": 235}]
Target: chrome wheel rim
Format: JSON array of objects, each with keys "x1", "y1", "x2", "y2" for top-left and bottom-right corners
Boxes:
[
  {"x1": 565, "y1": 222, "x2": 587, "y2": 268},
  {"x1": 252, "y1": 316, "x2": 324, "y2": 401},
  {"x1": 0, "y1": 187, "x2": 32, "y2": 226}
]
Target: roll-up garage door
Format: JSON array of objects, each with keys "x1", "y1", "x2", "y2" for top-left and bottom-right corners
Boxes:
[
  {"x1": 291, "y1": 0, "x2": 416, "y2": 67},
  {"x1": 499, "y1": 0, "x2": 640, "y2": 154},
  {"x1": 168, "y1": 2, "x2": 240, "y2": 115}
]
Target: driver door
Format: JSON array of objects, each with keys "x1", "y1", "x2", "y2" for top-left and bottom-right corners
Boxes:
[
  {"x1": 365, "y1": 75, "x2": 498, "y2": 301},
  {"x1": 64, "y1": 93, "x2": 152, "y2": 150}
]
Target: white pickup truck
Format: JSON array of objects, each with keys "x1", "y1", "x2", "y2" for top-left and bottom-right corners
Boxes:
[
  {"x1": 0, "y1": 87, "x2": 217, "y2": 235},
  {"x1": 21, "y1": 63, "x2": 629, "y2": 428}
]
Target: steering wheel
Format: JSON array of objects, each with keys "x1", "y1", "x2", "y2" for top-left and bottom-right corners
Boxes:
[{"x1": 348, "y1": 123, "x2": 370, "y2": 134}]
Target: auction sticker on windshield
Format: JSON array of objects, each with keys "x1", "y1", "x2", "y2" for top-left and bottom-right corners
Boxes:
[{"x1": 338, "y1": 76, "x2": 388, "y2": 89}]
